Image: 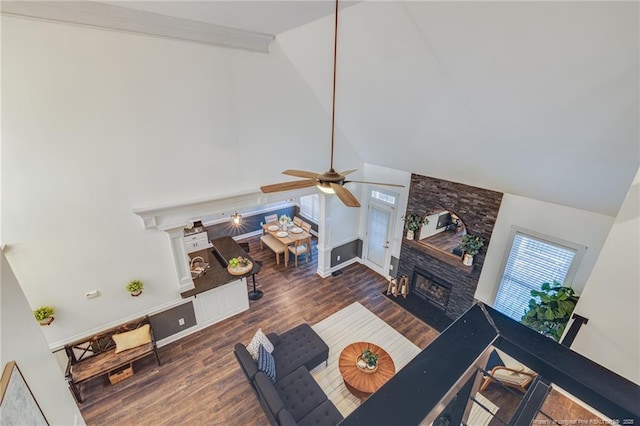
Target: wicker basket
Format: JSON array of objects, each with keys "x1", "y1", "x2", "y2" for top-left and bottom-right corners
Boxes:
[
  {"x1": 108, "y1": 363, "x2": 134, "y2": 384},
  {"x1": 355, "y1": 356, "x2": 378, "y2": 374}
]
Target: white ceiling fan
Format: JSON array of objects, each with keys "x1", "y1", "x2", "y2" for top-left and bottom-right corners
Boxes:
[{"x1": 260, "y1": 0, "x2": 404, "y2": 207}]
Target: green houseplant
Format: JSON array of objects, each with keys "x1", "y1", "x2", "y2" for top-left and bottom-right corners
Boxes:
[
  {"x1": 460, "y1": 234, "x2": 485, "y2": 265},
  {"x1": 126, "y1": 279, "x2": 144, "y2": 297},
  {"x1": 33, "y1": 306, "x2": 55, "y2": 326},
  {"x1": 362, "y1": 347, "x2": 379, "y2": 368},
  {"x1": 521, "y1": 281, "x2": 579, "y2": 342},
  {"x1": 402, "y1": 213, "x2": 428, "y2": 240}
]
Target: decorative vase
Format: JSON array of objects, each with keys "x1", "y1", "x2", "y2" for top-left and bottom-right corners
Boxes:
[
  {"x1": 462, "y1": 253, "x2": 474, "y2": 266},
  {"x1": 130, "y1": 290, "x2": 142, "y2": 297},
  {"x1": 39, "y1": 317, "x2": 54, "y2": 326},
  {"x1": 407, "y1": 230, "x2": 415, "y2": 240}
]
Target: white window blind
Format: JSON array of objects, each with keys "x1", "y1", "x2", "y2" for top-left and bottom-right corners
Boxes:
[
  {"x1": 300, "y1": 194, "x2": 319, "y2": 222},
  {"x1": 494, "y1": 232, "x2": 577, "y2": 322}
]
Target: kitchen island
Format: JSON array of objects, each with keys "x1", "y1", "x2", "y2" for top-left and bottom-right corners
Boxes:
[
  {"x1": 181, "y1": 236, "x2": 260, "y2": 298},
  {"x1": 181, "y1": 236, "x2": 259, "y2": 327}
]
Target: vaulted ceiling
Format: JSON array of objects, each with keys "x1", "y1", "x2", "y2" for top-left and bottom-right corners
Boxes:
[{"x1": 7, "y1": 1, "x2": 637, "y2": 216}]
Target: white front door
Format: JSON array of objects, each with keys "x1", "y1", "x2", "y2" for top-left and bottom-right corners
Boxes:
[{"x1": 364, "y1": 201, "x2": 393, "y2": 276}]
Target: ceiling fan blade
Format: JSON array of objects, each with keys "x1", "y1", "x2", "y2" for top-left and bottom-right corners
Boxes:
[
  {"x1": 282, "y1": 169, "x2": 321, "y2": 179},
  {"x1": 345, "y1": 180, "x2": 405, "y2": 188},
  {"x1": 260, "y1": 179, "x2": 317, "y2": 193},
  {"x1": 330, "y1": 183, "x2": 361, "y2": 208},
  {"x1": 339, "y1": 169, "x2": 357, "y2": 176}
]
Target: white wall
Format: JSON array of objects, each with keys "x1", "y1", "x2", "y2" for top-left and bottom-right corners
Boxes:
[
  {"x1": 475, "y1": 194, "x2": 614, "y2": 304},
  {"x1": 570, "y1": 169, "x2": 640, "y2": 384},
  {"x1": 1, "y1": 253, "x2": 85, "y2": 425},
  {"x1": 1, "y1": 16, "x2": 343, "y2": 345},
  {"x1": 277, "y1": 1, "x2": 639, "y2": 217}
]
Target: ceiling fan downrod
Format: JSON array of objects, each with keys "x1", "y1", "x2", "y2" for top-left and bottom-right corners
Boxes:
[{"x1": 330, "y1": 0, "x2": 339, "y2": 171}]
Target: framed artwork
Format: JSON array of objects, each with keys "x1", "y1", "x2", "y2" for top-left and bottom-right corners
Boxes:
[{"x1": 0, "y1": 361, "x2": 48, "y2": 425}]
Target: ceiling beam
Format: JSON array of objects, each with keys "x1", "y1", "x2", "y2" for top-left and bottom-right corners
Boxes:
[{"x1": 1, "y1": 1, "x2": 274, "y2": 53}]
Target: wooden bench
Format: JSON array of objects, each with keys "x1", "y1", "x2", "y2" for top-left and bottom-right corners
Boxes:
[
  {"x1": 64, "y1": 316, "x2": 161, "y2": 402},
  {"x1": 260, "y1": 234, "x2": 286, "y2": 265}
]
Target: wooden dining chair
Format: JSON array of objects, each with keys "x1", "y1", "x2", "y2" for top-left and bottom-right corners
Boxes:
[
  {"x1": 301, "y1": 221, "x2": 312, "y2": 234},
  {"x1": 293, "y1": 216, "x2": 303, "y2": 227},
  {"x1": 288, "y1": 237, "x2": 311, "y2": 267},
  {"x1": 264, "y1": 214, "x2": 278, "y2": 224},
  {"x1": 263, "y1": 214, "x2": 278, "y2": 235}
]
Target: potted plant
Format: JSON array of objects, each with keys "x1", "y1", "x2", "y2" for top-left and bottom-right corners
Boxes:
[
  {"x1": 402, "y1": 213, "x2": 428, "y2": 240},
  {"x1": 460, "y1": 234, "x2": 485, "y2": 266},
  {"x1": 521, "y1": 281, "x2": 579, "y2": 342},
  {"x1": 33, "y1": 306, "x2": 55, "y2": 326},
  {"x1": 126, "y1": 279, "x2": 144, "y2": 297},
  {"x1": 356, "y1": 347, "x2": 379, "y2": 372}
]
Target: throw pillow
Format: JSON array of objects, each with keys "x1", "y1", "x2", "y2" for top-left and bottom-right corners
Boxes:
[
  {"x1": 246, "y1": 328, "x2": 274, "y2": 361},
  {"x1": 257, "y1": 344, "x2": 276, "y2": 383},
  {"x1": 112, "y1": 324, "x2": 151, "y2": 354}
]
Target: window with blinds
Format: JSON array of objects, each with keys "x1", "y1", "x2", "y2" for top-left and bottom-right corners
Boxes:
[{"x1": 494, "y1": 231, "x2": 577, "y2": 322}]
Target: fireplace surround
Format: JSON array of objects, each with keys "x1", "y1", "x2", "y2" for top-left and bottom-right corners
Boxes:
[{"x1": 396, "y1": 173, "x2": 503, "y2": 323}]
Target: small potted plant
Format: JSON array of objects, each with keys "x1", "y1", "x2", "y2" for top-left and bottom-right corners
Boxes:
[
  {"x1": 402, "y1": 213, "x2": 428, "y2": 240},
  {"x1": 126, "y1": 279, "x2": 144, "y2": 297},
  {"x1": 460, "y1": 234, "x2": 485, "y2": 266},
  {"x1": 34, "y1": 306, "x2": 55, "y2": 326},
  {"x1": 356, "y1": 347, "x2": 379, "y2": 373}
]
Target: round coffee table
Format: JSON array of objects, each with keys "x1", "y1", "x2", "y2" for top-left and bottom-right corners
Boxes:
[{"x1": 338, "y1": 342, "x2": 395, "y2": 400}]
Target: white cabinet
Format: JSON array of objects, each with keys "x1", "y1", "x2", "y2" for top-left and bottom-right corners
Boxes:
[
  {"x1": 184, "y1": 231, "x2": 211, "y2": 254},
  {"x1": 193, "y1": 279, "x2": 249, "y2": 327}
]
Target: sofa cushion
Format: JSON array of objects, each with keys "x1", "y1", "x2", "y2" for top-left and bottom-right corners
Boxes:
[
  {"x1": 234, "y1": 343, "x2": 259, "y2": 383},
  {"x1": 275, "y1": 366, "x2": 327, "y2": 422},
  {"x1": 255, "y1": 372, "x2": 286, "y2": 416},
  {"x1": 297, "y1": 400, "x2": 344, "y2": 426},
  {"x1": 258, "y1": 344, "x2": 276, "y2": 383},
  {"x1": 272, "y1": 324, "x2": 329, "y2": 378}
]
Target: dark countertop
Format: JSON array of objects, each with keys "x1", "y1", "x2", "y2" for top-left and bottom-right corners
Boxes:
[{"x1": 180, "y1": 236, "x2": 260, "y2": 299}]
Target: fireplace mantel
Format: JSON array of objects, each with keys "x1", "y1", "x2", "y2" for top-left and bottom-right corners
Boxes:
[{"x1": 402, "y1": 238, "x2": 473, "y2": 273}]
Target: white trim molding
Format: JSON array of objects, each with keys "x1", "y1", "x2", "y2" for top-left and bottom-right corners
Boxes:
[
  {"x1": 1, "y1": 1, "x2": 274, "y2": 53},
  {"x1": 133, "y1": 188, "x2": 315, "y2": 231}
]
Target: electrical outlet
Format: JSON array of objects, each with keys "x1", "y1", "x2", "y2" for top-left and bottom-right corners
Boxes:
[
  {"x1": 337, "y1": 255, "x2": 341, "y2": 261},
  {"x1": 178, "y1": 318, "x2": 185, "y2": 326},
  {"x1": 85, "y1": 290, "x2": 99, "y2": 299}
]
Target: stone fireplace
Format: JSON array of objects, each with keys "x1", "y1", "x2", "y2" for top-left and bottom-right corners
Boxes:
[
  {"x1": 411, "y1": 267, "x2": 451, "y2": 311},
  {"x1": 394, "y1": 174, "x2": 503, "y2": 324}
]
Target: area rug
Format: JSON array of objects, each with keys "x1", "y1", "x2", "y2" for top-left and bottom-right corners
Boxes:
[
  {"x1": 309, "y1": 302, "x2": 498, "y2": 425},
  {"x1": 309, "y1": 302, "x2": 421, "y2": 416}
]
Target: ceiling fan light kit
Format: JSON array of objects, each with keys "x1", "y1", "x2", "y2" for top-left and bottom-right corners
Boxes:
[{"x1": 259, "y1": 0, "x2": 403, "y2": 207}]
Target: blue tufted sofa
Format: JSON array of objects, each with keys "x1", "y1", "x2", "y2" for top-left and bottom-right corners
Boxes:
[{"x1": 234, "y1": 323, "x2": 343, "y2": 426}]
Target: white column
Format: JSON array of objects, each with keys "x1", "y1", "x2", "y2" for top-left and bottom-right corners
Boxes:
[
  {"x1": 316, "y1": 193, "x2": 333, "y2": 278},
  {"x1": 166, "y1": 228, "x2": 195, "y2": 292}
]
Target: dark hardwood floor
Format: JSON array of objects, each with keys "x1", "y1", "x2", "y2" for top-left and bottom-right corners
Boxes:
[
  {"x1": 78, "y1": 235, "x2": 438, "y2": 425},
  {"x1": 77, "y1": 235, "x2": 600, "y2": 425}
]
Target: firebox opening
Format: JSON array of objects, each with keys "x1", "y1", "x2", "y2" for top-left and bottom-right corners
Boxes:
[{"x1": 411, "y1": 267, "x2": 452, "y2": 311}]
